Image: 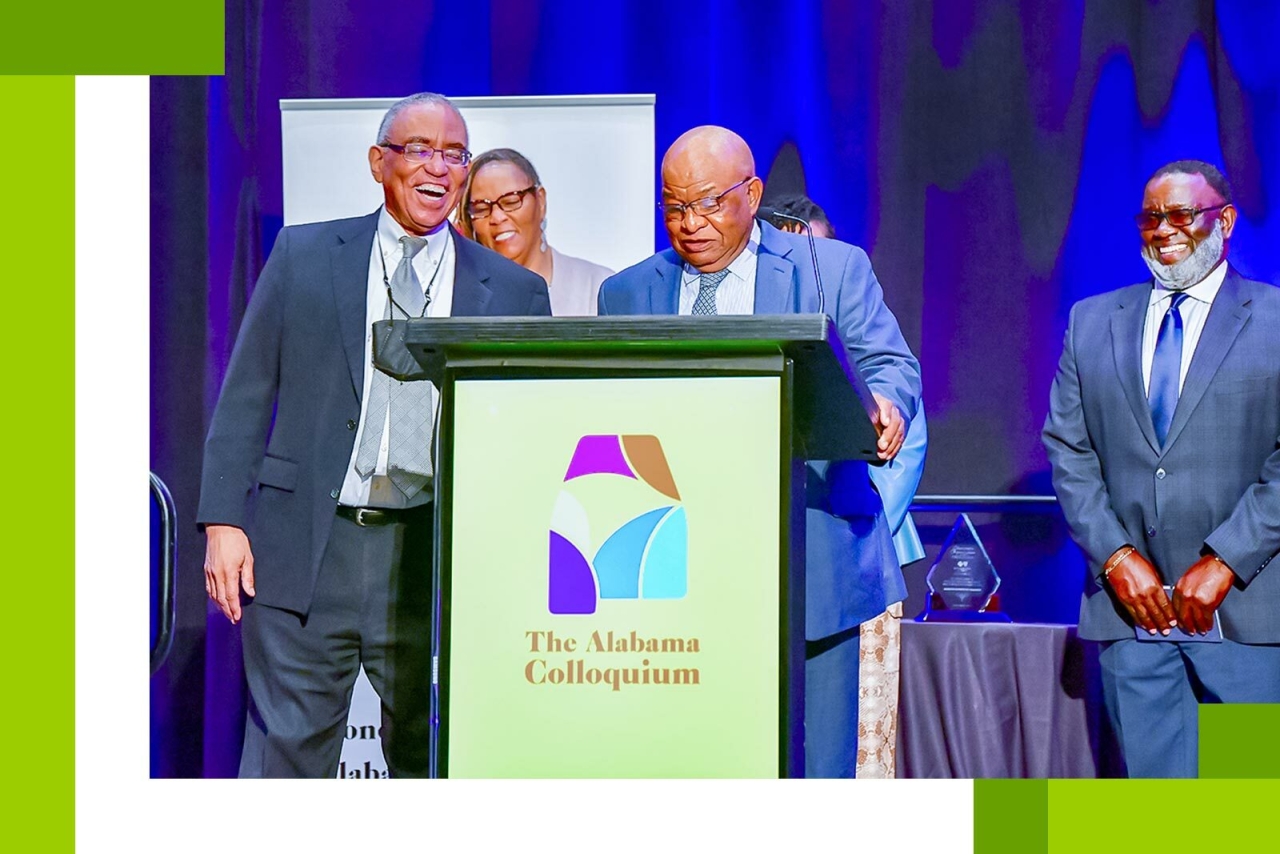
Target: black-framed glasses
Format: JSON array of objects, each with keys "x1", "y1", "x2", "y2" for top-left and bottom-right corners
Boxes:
[
  {"x1": 381, "y1": 142, "x2": 472, "y2": 167},
  {"x1": 467, "y1": 185, "x2": 539, "y2": 220},
  {"x1": 659, "y1": 177, "x2": 753, "y2": 220},
  {"x1": 1134, "y1": 204, "x2": 1227, "y2": 231}
]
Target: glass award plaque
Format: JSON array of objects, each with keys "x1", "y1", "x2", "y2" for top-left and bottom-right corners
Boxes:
[{"x1": 919, "y1": 513, "x2": 1010, "y2": 622}]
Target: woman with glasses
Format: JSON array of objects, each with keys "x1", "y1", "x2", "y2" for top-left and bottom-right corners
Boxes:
[{"x1": 458, "y1": 148, "x2": 614, "y2": 316}]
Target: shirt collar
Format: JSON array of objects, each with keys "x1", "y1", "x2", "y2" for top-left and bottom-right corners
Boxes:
[
  {"x1": 1149, "y1": 259, "x2": 1228, "y2": 308},
  {"x1": 376, "y1": 206, "x2": 449, "y2": 266},
  {"x1": 682, "y1": 221, "x2": 761, "y2": 283}
]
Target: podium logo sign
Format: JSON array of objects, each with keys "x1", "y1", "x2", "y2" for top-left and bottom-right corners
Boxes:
[{"x1": 548, "y1": 434, "x2": 687, "y2": 614}]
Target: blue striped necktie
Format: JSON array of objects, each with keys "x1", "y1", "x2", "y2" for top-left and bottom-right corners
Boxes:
[{"x1": 1148, "y1": 292, "x2": 1188, "y2": 446}]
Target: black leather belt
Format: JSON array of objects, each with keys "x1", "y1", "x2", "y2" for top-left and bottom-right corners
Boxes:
[{"x1": 336, "y1": 504, "x2": 431, "y2": 527}]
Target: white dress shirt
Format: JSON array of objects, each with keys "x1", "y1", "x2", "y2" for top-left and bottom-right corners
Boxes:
[
  {"x1": 677, "y1": 222, "x2": 761, "y2": 315},
  {"x1": 338, "y1": 208, "x2": 456, "y2": 508},
  {"x1": 1141, "y1": 260, "x2": 1227, "y2": 395}
]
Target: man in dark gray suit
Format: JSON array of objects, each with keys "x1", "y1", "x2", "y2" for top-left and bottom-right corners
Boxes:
[
  {"x1": 1043, "y1": 160, "x2": 1280, "y2": 778},
  {"x1": 199, "y1": 92, "x2": 550, "y2": 777}
]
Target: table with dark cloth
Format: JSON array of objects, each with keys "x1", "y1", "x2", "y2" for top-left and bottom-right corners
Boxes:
[{"x1": 897, "y1": 621, "x2": 1116, "y2": 778}]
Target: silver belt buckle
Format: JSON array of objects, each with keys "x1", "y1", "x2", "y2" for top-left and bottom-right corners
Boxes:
[{"x1": 354, "y1": 508, "x2": 376, "y2": 526}]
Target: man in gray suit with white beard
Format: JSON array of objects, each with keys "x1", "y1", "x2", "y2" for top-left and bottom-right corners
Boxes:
[{"x1": 1043, "y1": 160, "x2": 1280, "y2": 778}]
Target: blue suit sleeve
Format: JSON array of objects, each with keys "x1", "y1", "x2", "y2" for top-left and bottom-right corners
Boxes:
[
  {"x1": 869, "y1": 405, "x2": 928, "y2": 533},
  {"x1": 597, "y1": 273, "x2": 616, "y2": 316},
  {"x1": 831, "y1": 245, "x2": 921, "y2": 422}
]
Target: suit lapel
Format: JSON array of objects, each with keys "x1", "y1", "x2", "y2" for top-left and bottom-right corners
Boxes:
[
  {"x1": 331, "y1": 211, "x2": 380, "y2": 398},
  {"x1": 1162, "y1": 269, "x2": 1251, "y2": 452},
  {"x1": 449, "y1": 225, "x2": 494, "y2": 317},
  {"x1": 1111, "y1": 286, "x2": 1160, "y2": 455},
  {"x1": 754, "y1": 223, "x2": 800, "y2": 314}
]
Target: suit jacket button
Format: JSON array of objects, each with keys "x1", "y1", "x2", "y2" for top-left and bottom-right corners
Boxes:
[
  {"x1": 1156, "y1": 468, "x2": 1166, "y2": 479},
  {"x1": 347, "y1": 419, "x2": 357, "y2": 431},
  {"x1": 1146, "y1": 526, "x2": 1157, "y2": 538},
  {"x1": 330, "y1": 488, "x2": 340, "y2": 499}
]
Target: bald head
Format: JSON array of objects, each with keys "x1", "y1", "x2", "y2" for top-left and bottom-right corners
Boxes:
[
  {"x1": 660, "y1": 126, "x2": 762, "y2": 273},
  {"x1": 663, "y1": 126, "x2": 756, "y2": 183}
]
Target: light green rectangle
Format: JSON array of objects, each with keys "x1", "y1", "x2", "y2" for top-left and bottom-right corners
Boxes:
[
  {"x1": 0, "y1": 76, "x2": 75, "y2": 851},
  {"x1": 1049, "y1": 779, "x2": 1280, "y2": 852},
  {"x1": 446, "y1": 376, "x2": 782, "y2": 777}
]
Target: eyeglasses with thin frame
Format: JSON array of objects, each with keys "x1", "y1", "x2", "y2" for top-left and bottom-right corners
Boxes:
[
  {"x1": 467, "y1": 185, "x2": 540, "y2": 220},
  {"x1": 659, "y1": 177, "x2": 754, "y2": 220},
  {"x1": 1134, "y1": 204, "x2": 1228, "y2": 231},
  {"x1": 381, "y1": 142, "x2": 472, "y2": 167}
]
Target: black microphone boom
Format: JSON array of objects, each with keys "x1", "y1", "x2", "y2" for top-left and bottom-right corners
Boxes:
[{"x1": 758, "y1": 208, "x2": 825, "y2": 318}]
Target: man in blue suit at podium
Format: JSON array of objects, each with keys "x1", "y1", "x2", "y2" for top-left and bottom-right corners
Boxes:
[
  {"x1": 762, "y1": 193, "x2": 927, "y2": 777},
  {"x1": 598, "y1": 126, "x2": 921, "y2": 776}
]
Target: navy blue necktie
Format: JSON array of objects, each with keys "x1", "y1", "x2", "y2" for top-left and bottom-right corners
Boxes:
[{"x1": 1149, "y1": 293, "x2": 1188, "y2": 446}]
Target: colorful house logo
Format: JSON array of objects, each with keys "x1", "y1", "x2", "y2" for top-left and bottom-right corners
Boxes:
[{"x1": 548, "y1": 435, "x2": 687, "y2": 614}]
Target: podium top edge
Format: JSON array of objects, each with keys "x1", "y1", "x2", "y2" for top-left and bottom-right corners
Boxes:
[
  {"x1": 399, "y1": 315, "x2": 837, "y2": 347},
  {"x1": 280, "y1": 95, "x2": 657, "y2": 111}
]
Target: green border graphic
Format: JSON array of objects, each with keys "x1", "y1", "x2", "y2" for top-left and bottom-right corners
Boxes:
[
  {"x1": 1199, "y1": 704, "x2": 1280, "y2": 778},
  {"x1": 9, "y1": 2, "x2": 221, "y2": 851},
  {"x1": 975, "y1": 779, "x2": 1046, "y2": 853},
  {"x1": 4, "y1": 73, "x2": 76, "y2": 854},
  {"x1": 976, "y1": 706, "x2": 1280, "y2": 852},
  {"x1": 0, "y1": 2, "x2": 223, "y2": 74},
  {"x1": 31, "y1": 2, "x2": 1277, "y2": 849}
]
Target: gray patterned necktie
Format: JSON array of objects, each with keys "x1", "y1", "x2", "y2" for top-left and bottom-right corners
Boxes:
[
  {"x1": 354, "y1": 235, "x2": 433, "y2": 498},
  {"x1": 691, "y1": 268, "x2": 730, "y2": 315}
]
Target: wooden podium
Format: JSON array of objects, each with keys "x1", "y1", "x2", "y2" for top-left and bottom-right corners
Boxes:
[{"x1": 377, "y1": 315, "x2": 881, "y2": 777}]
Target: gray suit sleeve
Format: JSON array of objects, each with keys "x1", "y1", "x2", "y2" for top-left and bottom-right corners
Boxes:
[
  {"x1": 1205, "y1": 440, "x2": 1280, "y2": 584},
  {"x1": 1042, "y1": 303, "x2": 1132, "y2": 579},
  {"x1": 196, "y1": 228, "x2": 290, "y2": 530}
]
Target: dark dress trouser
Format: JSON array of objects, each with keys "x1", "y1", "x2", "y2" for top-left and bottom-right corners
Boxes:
[
  {"x1": 239, "y1": 507, "x2": 434, "y2": 778},
  {"x1": 1098, "y1": 637, "x2": 1280, "y2": 778},
  {"x1": 805, "y1": 626, "x2": 862, "y2": 778}
]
